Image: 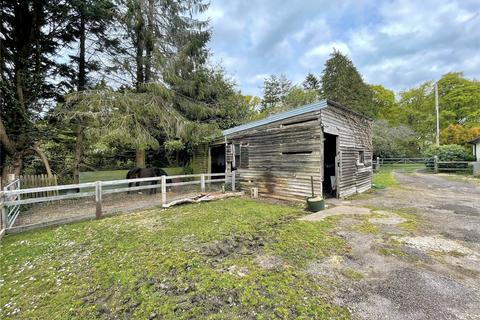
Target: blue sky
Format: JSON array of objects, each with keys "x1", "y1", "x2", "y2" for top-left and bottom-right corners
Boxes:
[{"x1": 204, "y1": 0, "x2": 480, "y2": 96}]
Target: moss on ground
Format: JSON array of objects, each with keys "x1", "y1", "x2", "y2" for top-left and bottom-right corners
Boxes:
[
  {"x1": 0, "y1": 198, "x2": 349, "y2": 319},
  {"x1": 352, "y1": 217, "x2": 380, "y2": 235},
  {"x1": 341, "y1": 268, "x2": 364, "y2": 281}
]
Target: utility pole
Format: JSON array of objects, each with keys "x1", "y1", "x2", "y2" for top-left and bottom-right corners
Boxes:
[{"x1": 435, "y1": 82, "x2": 440, "y2": 146}]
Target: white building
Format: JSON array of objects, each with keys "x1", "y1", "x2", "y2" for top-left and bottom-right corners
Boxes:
[{"x1": 468, "y1": 136, "x2": 480, "y2": 161}]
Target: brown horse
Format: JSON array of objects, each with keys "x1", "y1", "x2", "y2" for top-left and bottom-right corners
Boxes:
[{"x1": 126, "y1": 167, "x2": 169, "y2": 194}]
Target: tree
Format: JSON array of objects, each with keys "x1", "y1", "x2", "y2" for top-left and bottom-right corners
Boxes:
[
  {"x1": 261, "y1": 74, "x2": 292, "y2": 113},
  {"x1": 1, "y1": 0, "x2": 72, "y2": 177},
  {"x1": 396, "y1": 82, "x2": 436, "y2": 149},
  {"x1": 113, "y1": 0, "x2": 210, "y2": 166},
  {"x1": 321, "y1": 50, "x2": 374, "y2": 117},
  {"x1": 373, "y1": 120, "x2": 420, "y2": 158},
  {"x1": 62, "y1": 0, "x2": 119, "y2": 183},
  {"x1": 437, "y1": 72, "x2": 480, "y2": 128},
  {"x1": 60, "y1": 84, "x2": 219, "y2": 153},
  {"x1": 440, "y1": 124, "x2": 480, "y2": 146},
  {"x1": 302, "y1": 73, "x2": 321, "y2": 92},
  {"x1": 370, "y1": 84, "x2": 399, "y2": 123},
  {"x1": 283, "y1": 87, "x2": 318, "y2": 110}
]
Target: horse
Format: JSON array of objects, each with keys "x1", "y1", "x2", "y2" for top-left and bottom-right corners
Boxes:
[{"x1": 126, "y1": 167, "x2": 169, "y2": 195}]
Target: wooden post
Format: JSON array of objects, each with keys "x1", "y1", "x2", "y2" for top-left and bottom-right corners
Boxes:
[
  {"x1": 200, "y1": 174, "x2": 205, "y2": 193},
  {"x1": 95, "y1": 181, "x2": 102, "y2": 219},
  {"x1": 376, "y1": 157, "x2": 380, "y2": 170},
  {"x1": 1, "y1": 193, "x2": 6, "y2": 231},
  {"x1": 231, "y1": 171, "x2": 236, "y2": 192},
  {"x1": 161, "y1": 175, "x2": 166, "y2": 205},
  {"x1": 434, "y1": 155, "x2": 438, "y2": 173}
]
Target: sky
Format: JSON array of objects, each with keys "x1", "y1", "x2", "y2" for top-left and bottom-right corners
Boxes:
[{"x1": 204, "y1": 0, "x2": 480, "y2": 97}]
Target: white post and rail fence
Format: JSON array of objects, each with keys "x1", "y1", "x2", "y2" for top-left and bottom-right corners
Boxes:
[{"x1": 0, "y1": 171, "x2": 237, "y2": 236}]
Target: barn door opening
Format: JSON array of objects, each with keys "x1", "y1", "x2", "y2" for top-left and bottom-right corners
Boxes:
[
  {"x1": 323, "y1": 133, "x2": 338, "y2": 198},
  {"x1": 210, "y1": 144, "x2": 226, "y2": 179}
]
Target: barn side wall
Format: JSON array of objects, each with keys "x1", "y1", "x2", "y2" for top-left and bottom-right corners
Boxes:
[
  {"x1": 226, "y1": 111, "x2": 323, "y2": 201},
  {"x1": 190, "y1": 144, "x2": 209, "y2": 174},
  {"x1": 320, "y1": 106, "x2": 373, "y2": 198}
]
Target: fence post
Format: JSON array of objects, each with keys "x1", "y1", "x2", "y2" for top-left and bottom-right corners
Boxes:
[
  {"x1": 434, "y1": 155, "x2": 438, "y2": 174},
  {"x1": 1, "y1": 193, "x2": 6, "y2": 231},
  {"x1": 200, "y1": 174, "x2": 205, "y2": 193},
  {"x1": 95, "y1": 181, "x2": 103, "y2": 219},
  {"x1": 376, "y1": 157, "x2": 380, "y2": 170},
  {"x1": 231, "y1": 171, "x2": 236, "y2": 192},
  {"x1": 161, "y1": 175, "x2": 166, "y2": 205}
]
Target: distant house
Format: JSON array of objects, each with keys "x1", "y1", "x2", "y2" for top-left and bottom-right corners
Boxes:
[
  {"x1": 468, "y1": 136, "x2": 480, "y2": 161},
  {"x1": 191, "y1": 100, "x2": 373, "y2": 200}
]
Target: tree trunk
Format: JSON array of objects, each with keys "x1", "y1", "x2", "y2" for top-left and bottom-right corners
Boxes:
[
  {"x1": 135, "y1": 1, "x2": 146, "y2": 91},
  {"x1": 136, "y1": 149, "x2": 146, "y2": 168},
  {"x1": 144, "y1": 0, "x2": 154, "y2": 83},
  {"x1": 12, "y1": 153, "x2": 23, "y2": 177},
  {"x1": 72, "y1": 11, "x2": 87, "y2": 184},
  {"x1": 78, "y1": 12, "x2": 86, "y2": 91},
  {"x1": 73, "y1": 125, "x2": 84, "y2": 184},
  {"x1": 31, "y1": 144, "x2": 53, "y2": 178}
]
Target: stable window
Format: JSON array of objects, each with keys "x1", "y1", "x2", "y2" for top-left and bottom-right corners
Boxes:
[
  {"x1": 240, "y1": 142, "x2": 249, "y2": 169},
  {"x1": 358, "y1": 150, "x2": 365, "y2": 165},
  {"x1": 281, "y1": 151, "x2": 312, "y2": 155},
  {"x1": 234, "y1": 143, "x2": 241, "y2": 168}
]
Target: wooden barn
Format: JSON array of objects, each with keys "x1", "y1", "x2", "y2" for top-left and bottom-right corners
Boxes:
[{"x1": 193, "y1": 100, "x2": 373, "y2": 200}]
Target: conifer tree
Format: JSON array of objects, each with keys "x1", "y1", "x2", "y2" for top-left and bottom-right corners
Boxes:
[{"x1": 321, "y1": 50, "x2": 374, "y2": 117}]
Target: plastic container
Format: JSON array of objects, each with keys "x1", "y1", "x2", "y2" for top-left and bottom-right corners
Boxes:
[{"x1": 307, "y1": 196, "x2": 325, "y2": 212}]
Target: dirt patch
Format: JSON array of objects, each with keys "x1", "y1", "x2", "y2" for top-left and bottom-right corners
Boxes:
[
  {"x1": 437, "y1": 204, "x2": 479, "y2": 216},
  {"x1": 255, "y1": 254, "x2": 284, "y2": 270},
  {"x1": 201, "y1": 234, "x2": 264, "y2": 258},
  {"x1": 396, "y1": 235, "x2": 479, "y2": 259},
  {"x1": 370, "y1": 215, "x2": 406, "y2": 225},
  {"x1": 299, "y1": 205, "x2": 371, "y2": 221}
]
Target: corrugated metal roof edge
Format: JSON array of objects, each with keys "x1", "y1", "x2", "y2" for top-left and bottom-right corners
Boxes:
[
  {"x1": 223, "y1": 100, "x2": 328, "y2": 136},
  {"x1": 468, "y1": 136, "x2": 480, "y2": 144}
]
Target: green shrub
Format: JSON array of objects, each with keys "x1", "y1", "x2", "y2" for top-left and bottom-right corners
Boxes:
[
  {"x1": 423, "y1": 144, "x2": 474, "y2": 161},
  {"x1": 423, "y1": 144, "x2": 474, "y2": 172}
]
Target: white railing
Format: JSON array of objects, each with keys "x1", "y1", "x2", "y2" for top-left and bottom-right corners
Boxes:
[
  {"x1": 0, "y1": 172, "x2": 236, "y2": 230},
  {"x1": 1, "y1": 179, "x2": 21, "y2": 229}
]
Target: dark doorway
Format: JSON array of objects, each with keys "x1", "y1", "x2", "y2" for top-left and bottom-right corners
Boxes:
[
  {"x1": 210, "y1": 144, "x2": 226, "y2": 178},
  {"x1": 323, "y1": 133, "x2": 337, "y2": 197}
]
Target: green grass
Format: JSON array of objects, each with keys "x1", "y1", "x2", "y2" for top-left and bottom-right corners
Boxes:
[
  {"x1": 0, "y1": 198, "x2": 349, "y2": 319},
  {"x1": 341, "y1": 268, "x2": 363, "y2": 281},
  {"x1": 373, "y1": 164, "x2": 423, "y2": 189},
  {"x1": 79, "y1": 167, "x2": 184, "y2": 183},
  {"x1": 352, "y1": 216, "x2": 380, "y2": 235}
]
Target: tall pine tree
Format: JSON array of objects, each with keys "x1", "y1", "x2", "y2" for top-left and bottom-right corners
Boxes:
[{"x1": 321, "y1": 50, "x2": 374, "y2": 117}]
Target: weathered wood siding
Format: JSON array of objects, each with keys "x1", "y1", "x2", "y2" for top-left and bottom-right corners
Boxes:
[
  {"x1": 226, "y1": 111, "x2": 323, "y2": 201},
  {"x1": 190, "y1": 144, "x2": 209, "y2": 174},
  {"x1": 320, "y1": 105, "x2": 373, "y2": 197}
]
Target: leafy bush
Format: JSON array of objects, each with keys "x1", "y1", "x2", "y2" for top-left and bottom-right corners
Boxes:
[
  {"x1": 423, "y1": 144, "x2": 474, "y2": 172},
  {"x1": 423, "y1": 144, "x2": 474, "y2": 161}
]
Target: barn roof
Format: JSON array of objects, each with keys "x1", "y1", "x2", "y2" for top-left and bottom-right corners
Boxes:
[
  {"x1": 223, "y1": 100, "x2": 328, "y2": 136},
  {"x1": 468, "y1": 136, "x2": 480, "y2": 144}
]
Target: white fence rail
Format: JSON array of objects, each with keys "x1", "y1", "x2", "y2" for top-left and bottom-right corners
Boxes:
[{"x1": 0, "y1": 172, "x2": 236, "y2": 231}]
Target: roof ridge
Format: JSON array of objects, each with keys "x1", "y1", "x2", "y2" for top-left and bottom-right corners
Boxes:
[{"x1": 223, "y1": 100, "x2": 327, "y2": 136}]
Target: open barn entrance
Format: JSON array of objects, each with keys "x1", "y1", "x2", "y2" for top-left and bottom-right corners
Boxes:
[
  {"x1": 210, "y1": 144, "x2": 226, "y2": 178},
  {"x1": 323, "y1": 133, "x2": 338, "y2": 198}
]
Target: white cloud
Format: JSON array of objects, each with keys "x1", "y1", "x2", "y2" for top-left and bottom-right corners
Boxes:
[
  {"x1": 205, "y1": 0, "x2": 480, "y2": 96},
  {"x1": 300, "y1": 41, "x2": 350, "y2": 68}
]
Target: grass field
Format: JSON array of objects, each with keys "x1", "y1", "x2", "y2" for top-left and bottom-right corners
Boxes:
[
  {"x1": 0, "y1": 199, "x2": 349, "y2": 319},
  {"x1": 373, "y1": 164, "x2": 422, "y2": 188},
  {"x1": 79, "y1": 167, "x2": 184, "y2": 183}
]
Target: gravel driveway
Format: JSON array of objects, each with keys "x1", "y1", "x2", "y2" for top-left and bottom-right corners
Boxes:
[{"x1": 313, "y1": 171, "x2": 480, "y2": 320}]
